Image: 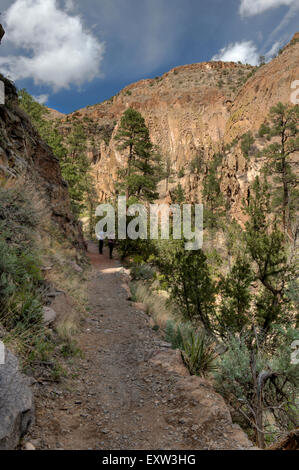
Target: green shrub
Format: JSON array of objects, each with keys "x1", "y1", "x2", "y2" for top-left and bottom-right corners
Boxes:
[
  {"x1": 0, "y1": 185, "x2": 47, "y2": 364},
  {"x1": 214, "y1": 329, "x2": 299, "y2": 446},
  {"x1": 182, "y1": 330, "x2": 218, "y2": 377},
  {"x1": 258, "y1": 123, "x2": 271, "y2": 138},
  {"x1": 241, "y1": 131, "x2": 254, "y2": 158},
  {"x1": 130, "y1": 263, "x2": 155, "y2": 281},
  {"x1": 164, "y1": 320, "x2": 185, "y2": 349}
]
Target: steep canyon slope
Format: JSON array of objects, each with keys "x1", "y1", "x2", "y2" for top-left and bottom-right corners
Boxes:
[
  {"x1": 54, "y1": 33, "x2": 299, "y2": 221},
  {"x1": 0, "y1": 75, "x2": 85, "y2": 247}
]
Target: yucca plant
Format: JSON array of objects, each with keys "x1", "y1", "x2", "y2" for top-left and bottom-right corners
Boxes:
[{"x1": 182, "y1": 330, "x2": 218, "y2": 377}]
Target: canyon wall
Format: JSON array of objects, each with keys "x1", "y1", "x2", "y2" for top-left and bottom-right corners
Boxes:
[
  {"x1": 55, "y1": 34, "x2": 299, "y2": 221},
  {"x1": 0, "y1": 74, "x2": 85, "y2": 248}
]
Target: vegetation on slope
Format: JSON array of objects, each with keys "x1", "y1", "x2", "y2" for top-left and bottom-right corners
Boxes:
[
  {"x1": 113, "y1": 104, "x2": 299, "y2": 448},
  {"x1": 18, "y1": 90, "x2": 97, "y2": 223},
  {"x1": 0, "y1": 182, "x2": 88, "y2": 376}
]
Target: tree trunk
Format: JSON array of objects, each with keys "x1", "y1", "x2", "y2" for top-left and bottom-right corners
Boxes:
[{"x1": 250, "y1": 350, "x2": 265, "y2": 448}]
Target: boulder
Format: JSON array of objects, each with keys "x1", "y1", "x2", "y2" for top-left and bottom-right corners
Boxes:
[
  {"x1": 70, "y1": 261, "x2": 83, "y2": 273},
  {"x1": 0, "y1": 350, "x2": 34, "y2": 450},
  {"x1": 42, "y1": 306, "x2": 57, "y2": 325}
]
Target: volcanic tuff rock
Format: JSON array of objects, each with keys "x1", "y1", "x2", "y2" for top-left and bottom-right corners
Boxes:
[
  {"x1": 0, "y1": 350, "x2": 34, "y2": 450},
  {"x1": 0, "y1": 74, "x2": 85, "y2": 248},
  {"x1": 53, "y1": 33, "x2": 299, "y2": 221}
]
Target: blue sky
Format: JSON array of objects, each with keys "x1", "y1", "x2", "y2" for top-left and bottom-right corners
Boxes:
[{"x1": 0, "y1": 0, "x2": 298, "y2": 113}]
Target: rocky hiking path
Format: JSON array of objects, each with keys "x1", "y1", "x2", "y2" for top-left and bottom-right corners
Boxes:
[{"x1": 27, "y1": 242, "x2": 254, "y2": 450}]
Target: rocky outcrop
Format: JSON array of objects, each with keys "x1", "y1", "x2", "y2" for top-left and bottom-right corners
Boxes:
[
  {"x1": 220, "y1": 32, "x2": 299, "y2": 221},
  {"x1": 0, "y1": 74, "x2": 85, "y2": 248},
  {"x1": 53, "y1": 33, "x2": 299, "y2": 222},
  {"x1": 149, "y1": 349, "x2": 256, "y2": 450},
  {"x1": 56, "y1": 61, "x2": 254, "y2": 202},
  {"x1": 0, "y1": 350, "x2": 34, "y2": 450}
]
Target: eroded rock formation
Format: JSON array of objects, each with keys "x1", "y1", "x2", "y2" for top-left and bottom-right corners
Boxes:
[
  {"x1": 53, "y1": 33, "x2": 299, "y2": 222},
  {"x1": 0, "y1": 74, "x2": 85, "y2": 248}
]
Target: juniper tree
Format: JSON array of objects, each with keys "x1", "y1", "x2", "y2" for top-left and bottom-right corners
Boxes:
[
  {"x1": 217, "y1": 256, "x2": 253, "y2": 338},
  {"x1": 157, "y1": 243, "x2": 216, "y2": 332}
]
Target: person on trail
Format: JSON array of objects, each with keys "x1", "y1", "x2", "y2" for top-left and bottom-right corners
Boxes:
[
  {"x1": 96, "y1": 230, "x2": 105, "y2": 255},
  {"x1": 108, "y1": 236, "x2": 115, "y2": 260}
]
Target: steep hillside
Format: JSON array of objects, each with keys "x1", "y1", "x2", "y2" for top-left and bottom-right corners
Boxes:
[
  {"x1": 0, "y1": 73, "x2": 88, "y2": 449},
  {"x1": 56, "y1": 61, "x2": 254, "y2": 202},
  {"x1": 0, "y1": 74, "x2": 85, "y2": 248},
  {"x1": 52, "y1": 33, "x2": 298, "y2": 221},
  {"x1": 221, "y1": 32, "x2": 299, "y2": 220}
]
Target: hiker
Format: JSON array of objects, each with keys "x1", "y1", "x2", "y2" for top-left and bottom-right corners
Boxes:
[
  {"x1": 96, "y1": 230, "x2": 105, "y2": 255},
  {"x1": 108, "y1": 236, "x2": 115, "y2": 259}
]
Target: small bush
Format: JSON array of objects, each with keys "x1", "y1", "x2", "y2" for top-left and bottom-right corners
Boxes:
[
  {"x1": 164, "y1": 320, "x2": 185, "y2": 349},
  {"x1": 258, "y1": 123, "x2": 271, "y2": 138},
  {"x1": 182, "y1": 330, "x2": 218, "y2": 377},
  {"x1": 241, "y1": 131, "x2": 254, "y2": 158},
  {"x1": 130, "y1": 263, "x2": 155, "y2": 281}
]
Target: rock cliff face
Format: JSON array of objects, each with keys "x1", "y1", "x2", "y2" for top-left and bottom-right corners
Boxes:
[
  {"x1": 221, "y1": 33, "x2": 299, "y2": 220},
  {"x1": 57, "y1": 61, "x2": 254, "y2": 202},
  {"x1": 55, "y1": 34, "x2": 298, "y2": 220},
  {"x1": 0, "y1": 75, "x2": 85, "y2": 248}
]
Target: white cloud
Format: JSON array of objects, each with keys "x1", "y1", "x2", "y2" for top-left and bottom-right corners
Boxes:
[
  {"x1": 239, "y1": 0, "x2": 298, "y2": 17},
  {"x1": 212, "y1": 41, "x2": 260, "y2": 65},
  {"x1": 0, "y1": 0, "x2": 105, "y2": 91},
  {"x1": 64, "y1": 0, "x2": 75, "y2": 12},
  {"x1": 33, "y1": 94, "x2": 49, "y2": 105},
  {"x1": 265, "y1": 41, "x2": 281, "y2": 59}
]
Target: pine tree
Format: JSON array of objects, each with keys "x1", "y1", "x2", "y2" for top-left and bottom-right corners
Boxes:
[
  {"x1": 243, "y1": 176, "x2": 292, "y2": 333},
  {"x1": 115, "y1": 108, "x2": 162, "y2": 202},
  {"x1": 259, "y1": 103, "x2": 299, "y2": 235},
  {"x1": 171, "y1": 183, "x2": 185, "y2": 205},
  {"x1": 64, "y1": 124, "x2": 93, "y2": 218}
]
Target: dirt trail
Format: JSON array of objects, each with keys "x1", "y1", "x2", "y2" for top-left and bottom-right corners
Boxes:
[{"x1": 27, "y1": 242, "x2": 253, "y2": 450}]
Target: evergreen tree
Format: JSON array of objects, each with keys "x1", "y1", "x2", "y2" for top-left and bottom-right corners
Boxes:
[
  {"x1": 171, "y1": 183, "x2": 185, "y2": 205},
  {"x1": 19, "y1": 89, "x2": 96, "y2": 220},
  {"x1": 259, "y1": 103, "x2": 299, "y2": 234},
  {"x1": 202, "y1": 155, "x2": 225, "y2": 229},
  {"x1": 115, "y1": 108, "x2": 162, "y2": 202},
  {"x1": 64, "y1": 124, "x2": 93, "y2": 218},
  {"x1": 158, "y1": 243, "x2": 216, "y2": 332},
  {"x1": 243, "y1": 177, "x2": 292, "y2": 333},
  {"x1": 217, "y1": 256, "x2": 253, "y2": 338}
]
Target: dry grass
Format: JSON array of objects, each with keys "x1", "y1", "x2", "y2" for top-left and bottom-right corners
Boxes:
[
  {"x1": 38, "y1": 234, "x2": 90, "y2": 340},
  {"x1": 131, "y1": 281, "x2": 178, "y2": 330}
]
